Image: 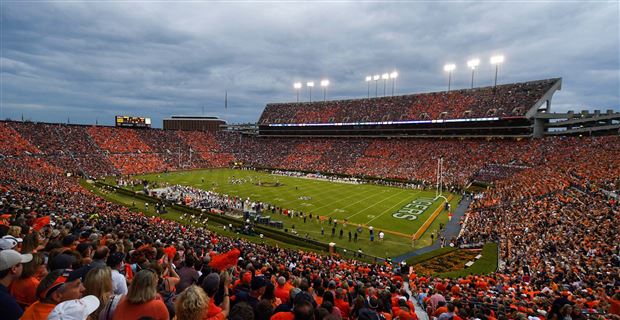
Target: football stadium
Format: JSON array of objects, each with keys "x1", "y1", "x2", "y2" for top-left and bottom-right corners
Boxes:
[{"x1": 1, "y1": 3, "x2": 619, "y2": 320}]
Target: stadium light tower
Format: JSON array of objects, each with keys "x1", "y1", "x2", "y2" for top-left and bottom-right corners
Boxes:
[
  {"x1": 490, "y1": 55, "x2": 504, "y2": 87},
  {"x1": 293, "y1": 82, "x2": 302, "y2": 102},
  {"x1": 320, "y1": 79, "x2": 330, "y2": 102},
  {"x1": 306, "y1": 81, "x2": 314, "y2": 102},
  {"x1": 381, "y1": 73, "x2": 389, "y2": 96},
  {"x1": 373, "y1": 74, "x2": 380, "y2": 98},
  {"x1": 443, "y1": 64, "x2": 456, "y2": 92},
  {"x1": 390, "y1": 71, "x2": 398, "y2": 96},
  {"x1": 365, "y1": 76, "x2": 372, "y2": 99},
  {"x1": 466, "y1": 59, "x2": 480, "y2": 89}
]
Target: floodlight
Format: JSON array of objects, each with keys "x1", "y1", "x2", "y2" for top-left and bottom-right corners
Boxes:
[
  {"x1": 490, "y1": 55, "x2": 504, "y2": 64},
  {"x1": 390, "y1": 71, "x2": 398, "y2": 79},
  {"x1": 306, "y1": 81, "x2": 314, "y2": 87},
  {"x1": 467, "y1": 59, "x2": 480, "y2": 69},
  {"x1": 490, "y1": 55, "x2": 505, "y2": 87},
  {"x1": 365, "y1": 76, "x2": 372, "y2": 82},
  {"x1": 443, "y1": 64, "x2": 456, "y2": 72},
  {"x1": 293, "y1": 82, "x2": 302, "y2": 89},
  {"x1": 373, "y1": 75, "x2": 380, "y2": 81},
  {"x1": 467, "y1": 59, "x2": 480, "y2": 89},
  {"x1": 381, "y1": 73, "x2": 389, "y2": 80},
  {"x1": 320, "y1": 79, "x2": 329, "y2": 87}
]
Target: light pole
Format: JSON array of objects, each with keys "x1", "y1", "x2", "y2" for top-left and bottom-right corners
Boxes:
[
  {"x1": 320, "y1": 79, "x2": 329, "y2": 102},
  {"x1": 306, "y1": 81, "x2": 314, "y2": 102},
  {"x1": 390, "y1": 71, "x2": 398, "y2": 96},
  {"x1": 365, "y1": 76, "x2": 372, "y2": 99},
  {"x1": 443, "y1": 64, "x2": 456, "y2": 92},
  {"x1": 467, "y1": 59, "x2": 480, "y2": 89},
  {"x1": 294, "y1": 82, "x2": 302, "y2": 102},
  {"x1": 381, "y1": 73, "x2": 389, "y2": 96},
  {"x1": 490, "y1": 55, "x2": 504, "y2": 87},
  {"x1": 373, "y1": 74, "x2": 380, "y2": 98}
]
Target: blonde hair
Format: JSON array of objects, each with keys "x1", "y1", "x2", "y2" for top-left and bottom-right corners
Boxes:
[
  {"x1": 174, "y1": 285, "x2": 207, "y2": 320},
  {"x1": 8, "y1": 226, "x2": 21, "y2": 238},
  {"x1": 127, "y1": 269, "x2": 158, "y2": 304},
  {"x1": 84, "y1": 266, "x2": 113, "y2": 319}
]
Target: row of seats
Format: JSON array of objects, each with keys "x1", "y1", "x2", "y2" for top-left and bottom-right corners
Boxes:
[{"x1": 259, "y1": 79, "x2": 558, "y2": 125}]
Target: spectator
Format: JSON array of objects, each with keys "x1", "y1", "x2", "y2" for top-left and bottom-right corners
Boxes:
[
  {"x1": 111, "y1": 269, "x2": 169, "y2": 320},
  {"x1": 106, "y1": 252, "x2": 128, "y2": 295},
  {"x1": 174, "y1": 285, "x2": 208, "y2": 320},
  {"x1": 9, "y1": 252, "x2": 46, "y2": 309},
  {"x1": 0, "y1": 250, "x2": 33, "y2": 319},
  {"x1": 21, "y1": 268, "x2": 86, "y2": 320}
]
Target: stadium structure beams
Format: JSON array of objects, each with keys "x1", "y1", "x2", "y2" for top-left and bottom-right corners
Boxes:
[{"x1": 534, "y1": 109, "x2": 620, "y2": 137}]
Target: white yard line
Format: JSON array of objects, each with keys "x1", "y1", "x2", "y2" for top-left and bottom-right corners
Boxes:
[
  {"x1": 313, "y1": 187, "x2": 384, "y2": 212},
  {"x1": 346, "y1": 189, "x2": 413, "y2": 219},
  {"x1": 364, "y1": 191, "x2": 424, "y2": 225}
]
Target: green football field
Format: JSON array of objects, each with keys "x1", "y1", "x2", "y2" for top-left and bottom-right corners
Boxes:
[{"x1": 131, "y1": 168, "x2": 460, "y2": 258}]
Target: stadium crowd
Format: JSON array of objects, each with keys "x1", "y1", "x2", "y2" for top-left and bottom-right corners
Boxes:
[
  {"x1": 258, "y1": 79, "x2": 558, "y2": 125},
  {"x1": 0, "y1": 119, "x2": 619, "y2": 320}
]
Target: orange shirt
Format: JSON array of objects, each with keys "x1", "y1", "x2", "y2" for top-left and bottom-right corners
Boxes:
[
  {"x1": 609, "y1": 298, "x2": 620, "y2": 316},
  {"x1": 335, "y1": 298, "x2": 350, "y2": 319},
  {"x1": 20, "y1": 301, "x2": 57, "y2": 320},
  {"x1": 112, "y1": 296, "x2": 169, "y2": 320},
  {"x1": 271, "y1": 311, "x2": 295, "y2": 320},
  {"x1": 275, "y1": 284, "x2": 290, "y2": 304},
  {"x1": 205, "y1": 298, "x2": 223, "y2": 318},
  {"x1": 433, "y1": 306, "x2": 448, "y2": 317},
  {"x1": 10, "y1": 276, "x2": 39, "y2": 308}
]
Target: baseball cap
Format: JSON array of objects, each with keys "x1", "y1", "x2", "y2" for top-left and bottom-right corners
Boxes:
[
  {"x1": 0, "y1": 238, "x2": 16, "y2": 250},
  {"x1": 202, "y1": 273, "x2": 220, "y2": 296},
  {"x1": 2, "y1": 235, "x2": 23, "y2": 243},
  {"x1": 1, "y1": 236, "x2": 21, "y2": 250},
  {"x1": 48, "y1": 295, "x2": 100, "y2": 320},
  {"x1": 67, "y1": 265, "x2": 92, "y2": 282},
  {"x1": 0, "y1": 250, "x2": 32, "y2": 271}
]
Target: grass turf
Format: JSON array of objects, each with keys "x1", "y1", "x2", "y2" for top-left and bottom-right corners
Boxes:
[
  {"x1": 80, "y1": 180, "x2": 317, "y2": 254},
  {"x1": 124, "y1": 168, "x2": 460, "y2": 258}
]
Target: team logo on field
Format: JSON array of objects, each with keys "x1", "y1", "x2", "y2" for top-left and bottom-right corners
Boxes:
[{"x1": 392, "y1": 197, "x2": 435, "y2": 220}]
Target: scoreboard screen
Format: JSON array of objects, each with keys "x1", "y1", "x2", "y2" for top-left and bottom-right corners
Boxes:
[{"x1": 115, "y1": 116, "x2": 151, "y2": 128}]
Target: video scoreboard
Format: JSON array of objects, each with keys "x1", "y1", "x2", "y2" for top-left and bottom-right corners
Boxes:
[{"x1": 115, "y1": 116, "x2": 151, "y2": 128}]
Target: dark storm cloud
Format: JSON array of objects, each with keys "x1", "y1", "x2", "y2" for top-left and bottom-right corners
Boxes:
[{"x1": 1, "y1": 2, "x2": 618, "y2": 127}]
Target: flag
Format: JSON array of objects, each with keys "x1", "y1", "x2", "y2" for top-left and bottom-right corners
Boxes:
[
  {"x1": 225, "y1": 90, "x2": 228, "y2": 109},
  {"x1": 32, "y1": 216, "x2": 51, "y2": 231},
  {"x1": 209, "y1": 247, "x2": 240, "y2": 271},
  {"x1": 164, "y1": 246, "x2": 177, "y2": 260}
]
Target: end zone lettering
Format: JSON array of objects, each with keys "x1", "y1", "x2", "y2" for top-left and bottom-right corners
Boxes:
[{"x1": 392, "y1": 197, "x2": 435, "y2": 220}]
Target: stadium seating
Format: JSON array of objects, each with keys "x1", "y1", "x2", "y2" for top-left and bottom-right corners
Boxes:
[
  {"x1": 0, "y1": 120, "x2": 618, "y2": 320},
  {"x1": 258, "y1": 79, "x2": 559, "y2": 125}
]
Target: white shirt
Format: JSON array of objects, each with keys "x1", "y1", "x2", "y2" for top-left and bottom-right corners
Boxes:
[{"x1": 111, "y1": 269, "x2": 128, "y2": 295}]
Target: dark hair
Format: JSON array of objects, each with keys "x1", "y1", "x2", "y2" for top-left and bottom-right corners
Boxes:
[
  {"x1": 229, "y1": 302, "x2": 254, "y2": 320},
  {"x1": 93, "y1": 246, "x2": 109, "y2": 260},
  {"x1": 0, "y1": 268, "x2": 10, "y2": 279},
  {"x1": 184, "y1": 255, "x2": 195, "y2": 269},
  {"x1": 320, "y1": 301, "x2": 334, "y2": 313},
  {"x1": 262, "y1": 282, "x2": 276, "y2": 301},
  {"x1": 254, "y1": 299, "x2": 274, "y2": 320},
  {"x1": 323, "y1": 291, "x2": 336, "y2": 306},
  {"x1": 294, "y1": 299, "x2": 315, "y2": 320}
]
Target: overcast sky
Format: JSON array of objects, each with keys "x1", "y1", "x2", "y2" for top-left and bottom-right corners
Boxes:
[{"x1": 1, "y1": 1, "x2": 618, "y2": 127}]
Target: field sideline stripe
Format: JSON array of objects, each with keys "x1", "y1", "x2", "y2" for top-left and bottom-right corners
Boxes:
[{"x1": 413, "y1": 194, "x2": 454, "y2": 240}]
